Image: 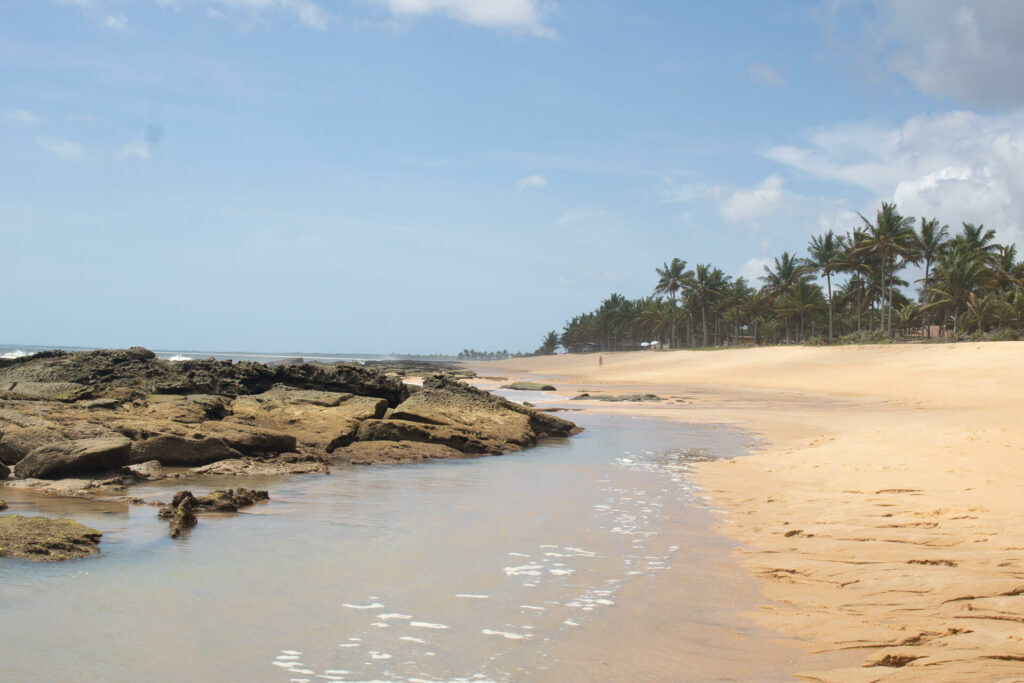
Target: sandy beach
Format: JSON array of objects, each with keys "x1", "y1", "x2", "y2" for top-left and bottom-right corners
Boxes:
[{"x1": 483, "y1": 343, "x2": 1024, "y2": 681}]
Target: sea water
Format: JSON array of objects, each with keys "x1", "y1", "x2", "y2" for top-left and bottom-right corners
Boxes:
[{"x1": 0, "y1": 413, "x2": 796, "y2": 682}]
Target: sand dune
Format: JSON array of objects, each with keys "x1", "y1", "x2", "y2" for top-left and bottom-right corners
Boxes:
[{"x1": 485, "y1": 343, "x2": 1024, "y2": 681}]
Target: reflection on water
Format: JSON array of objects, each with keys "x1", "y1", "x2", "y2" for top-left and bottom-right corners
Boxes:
[{"x1": 0, "y1": 414, "x2": 789, "y2": 682}]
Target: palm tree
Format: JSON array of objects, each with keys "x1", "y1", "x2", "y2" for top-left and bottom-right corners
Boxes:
[
  {"x1": 721, "y1": 277, "x2": 752, "y2": 344},
  {"x1": 953, "y1": 222, "x2": 999, "y2": 264},
  {"x1": 927, "y1": 247, "x2": 987, "y2": 337},
  {"x1": 988, "y1": 244, "x2": 1020, "y2": 292},
  {"x1": 779, "y1": 280, "x2": 825, "y2": 341},
  {"x1": 857, "y1": 202, "x2": 917, "y2": 335},
  {"x1": 685, "y1": 263, "x2": 727, "y2": 346},
  {"x1": 840, "y1": 228, "x2": 872, "y2": 333},
  {"x1": 536, "y1": 330, "x2": 560, "y2": 354},
  {"x1": 761, "y1": 251, "x2": 810, "y2": 342},
  {"x1": 653, "y1": 258, "x2": 689, "y2": 349},
  {"x1": 807, "y1": 230, "x2": 845, "y2": 342},
  {"x1": 915, "y1": 218, "x2": 949, "y2": 338}
]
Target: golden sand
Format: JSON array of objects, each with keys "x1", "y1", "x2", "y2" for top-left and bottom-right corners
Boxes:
[{"x1": 483, "y1": 343, "x2": 1024, "y2": 681}]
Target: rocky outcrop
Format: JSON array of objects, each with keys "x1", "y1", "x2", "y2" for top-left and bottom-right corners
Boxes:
[
  {"x1": 0, "y1": 381, "x2": 91, "y2": 401},
  {"x1": 366, "y1": 374, "x2": 580, "y2": 454},
  {"x1": 0, "y1": 426, "x2": 68, "y2": 465},
  {"x1": 0, "y1": 348, "x2": 409, "y2": 405},
  {"x1": 129, "y1": 433, "x2": 243, "y2": 467},
  {"x1": 16, "y1": 436, "x2": 132, "y2": 479},
  {"x1": 156, "y1": 489, "x2": 269, "y2": 537},
  {"x1": 0, "y1": 461, "x2": 8, "y2": 479},
  {"x1": 333, "y1": 440, "x2": 464, "y2": 464},
  {"x1": 0, "y1": 515, "x2": 102, "y2": 561},
  {"x1": 500, "y1": 382, "x2": 557, "y2": 391},
  {"x1": 158, "y1": 491, "x2": 197, "y2": 538},
  {"x1": 0, "y1": 350, "x2": 579, "y2": 494}
]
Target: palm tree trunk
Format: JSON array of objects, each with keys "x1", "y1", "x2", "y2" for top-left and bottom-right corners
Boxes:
[
  {"x1": 924, "y1": 261, "x2": 931, "y2": 339},
  {"x1": 826, "y1": 271, "x2": 833, "y2": 342},
  {"x1": 701, "y1": 306, "x2": 708, "y2": 347}
]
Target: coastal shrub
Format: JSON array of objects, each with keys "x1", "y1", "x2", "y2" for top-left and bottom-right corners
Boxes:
[
  {"x1": 990, "y1": 328, "x2": 1020, "y2": 342},
  {"x1": 837, "y1": 329, "x2": 890, "y2": 345},
  {"x1": 804, "y1": 334, "x2": 825, "y2": 346}
]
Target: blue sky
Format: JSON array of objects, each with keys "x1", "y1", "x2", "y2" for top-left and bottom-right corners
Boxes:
[{"x1": 4, "y1": 1, "x2": 1024, "y2": 354}]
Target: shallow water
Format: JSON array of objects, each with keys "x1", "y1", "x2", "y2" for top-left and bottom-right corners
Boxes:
[{"x1": 0, "y1": 413, "x2": 796, "y2": 682}]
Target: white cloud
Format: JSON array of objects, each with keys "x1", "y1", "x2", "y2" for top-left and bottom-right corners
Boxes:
[
  {"x1": 767, "y1": 110, "x2": 1024, "y2": 243},
  {"x1": 719, "y1": 175, "x2": 789, "y2": 223},
  {"x1": 838, "y1": 0, "x2": 1024, "y2": 107},
  {"x1": 516, "y1": 173, "x2": 546, "y2": 189},
  {"x1": 382, "y1": 0, "x2": 554, "y2": 37},
  {"x1": 115, "y1": 142, "x2": 152, "y2": 160},
  {"x1": 103, "y1": 13, "x2": 128, "y2": 30},
  {"x1": 748, "y1": 63, "x2": 785, "y2": 87},
  {"x1": 55, "y1": 0, "x2": 330, "y2": 31},
  {"x1": 36, "y1": 136, "x2": 85, "y2": 160},
  {"x1": 2, "y1": 109, "x2": 40, "y2": 124},
  {"x1": 207, "y1": 0, "x2": 330, "y2": 30},
  {"x1": 738, "y1": 257, "x2": 773, "y2": 283}
]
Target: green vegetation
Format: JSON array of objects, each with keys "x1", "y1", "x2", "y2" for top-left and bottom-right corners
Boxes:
[{"x1": 557, "y1": 202, "x2": 1024, "y2": 350}]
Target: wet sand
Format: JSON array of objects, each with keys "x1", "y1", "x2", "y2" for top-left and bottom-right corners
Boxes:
[{"x1": 483, "y1": 343, "x2": 1024, "y2": 681}]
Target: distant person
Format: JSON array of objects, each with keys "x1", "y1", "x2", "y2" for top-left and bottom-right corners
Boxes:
[{"x1": 598, "y1": 355, "x2": 604, "y2": 367}]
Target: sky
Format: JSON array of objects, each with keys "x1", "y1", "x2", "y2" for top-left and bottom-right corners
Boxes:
[{"x1": 3, "y1": 0, "x2": 1024, "y2": 354}]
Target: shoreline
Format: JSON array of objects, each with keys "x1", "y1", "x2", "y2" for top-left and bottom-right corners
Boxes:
[{"x1": 478, "y1": 342, "x2": 1024, "y2": 681}]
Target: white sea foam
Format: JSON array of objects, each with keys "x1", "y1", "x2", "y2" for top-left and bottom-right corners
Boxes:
[
  {"x1": 549, "y1": 568, "x2": 575, "y2": 576},
  {"x1": 482, "y1": 629, "x2": 526, "y2": 640},
  {"x1": 455, "y1": 594, "x2": 489, "y2": 599},
  {"x1": 276, "y1": 655, "x2": 301, "y2": 660},
  {"x1": 377, "y1": 613, "x2": 411, "y2": 620},
  {"x1": 337, "y1": 643, "x2": 360, "y2": 648},
  {"x1": 563, "y1": 619, "x2": 580, "y2": 626},
  {"x1": 503, "y1": 564, "x2": 543, "y2": 576},
  {"x1": 519, "y1": 605, "x2": 545, "y2": 611},
  {"x1": 507, "y1": 552, "x2": 530, "y2": 558},
  {"x1": 399, "y1": 636, "x2": 427, "y2": 644},
  {"x1": 273, "y1": 661, "x2": 300, "y2": 668},
  {"x1": 368, "y1": 652, "x2": 392, "y2": 660},
  {"x1": 371, "y1": 622, "x2": 389, "y2": 628},
  {"x1": 167, "y1": 354, "x2": 192, "y2": 362},
  {"x1": 323, "y1": 670, "x2": 351, "y2": 675},
  {"x1": 342, "y1": 602, "x2": 385, "y2": 610},
  {"x1": 410, "y1": 621, "x2": 449, "y2": 629},
  {"x1": 281, "y1": 650, "x2": 303, "y2": 655},
  {"x1": 1, "y1": 349, "x2": 31, "y2": 360}
]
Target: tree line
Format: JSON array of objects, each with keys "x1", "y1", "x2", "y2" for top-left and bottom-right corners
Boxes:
[{"x1": 548, "y1": 202, "x2": 1024, "y2": 352}]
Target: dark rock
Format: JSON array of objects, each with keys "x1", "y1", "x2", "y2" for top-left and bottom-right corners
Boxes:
[
  {"x1": 194, "y1": 488, "x2": 269, "y2": 512},
  {"x1": 122, "y1": 459, "x2": 166, "y2": 480},
  {"x1": 0, "y1": 500, "x2": 6, "y2": 510},
  {"x1": 158, "y1": 491, "x2": 197, "y2": 538},
  {"x1": 0, "y1": 348, "x2": 409, "y2": 406},
  {"x1": 333, "y1": 440, "x2": 464, "y2": 464},
  {"x1": 79, "y1": 398, "x2": 121, "y2": 409},
  {"x1": 0, "y1": 515, "x2": 102, "y2": 561},
  {"x1": 16, "y1": 436, "x2": 132, "y2": 479},
  {"x1": 367, "y1": 374, "x2": 580, "y2": 454},
  {"x1": 356, "y1": 419, "x2": 492, "y2": 454},
  {"x1": 0, "y1": 381, "x2": 91, "y2": 401},
  {"x1": 157, "y1": 488, "x2": 268, "y2": 536},
  {"x1": 198, "y1": 421, "x2": 297, "y2": 456},
  {"x1": 0, "y1": 461, "x2": 8, "y2": 479},
  {"x1": 185, "y1": 455, "x2": 328, "y2": 477},
  {"x1": 500, "y1": 382, "x2": 557, "y2": 391},
  {"x1": 129, "y1": 433, "x2": 242, "y2": 466}
]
